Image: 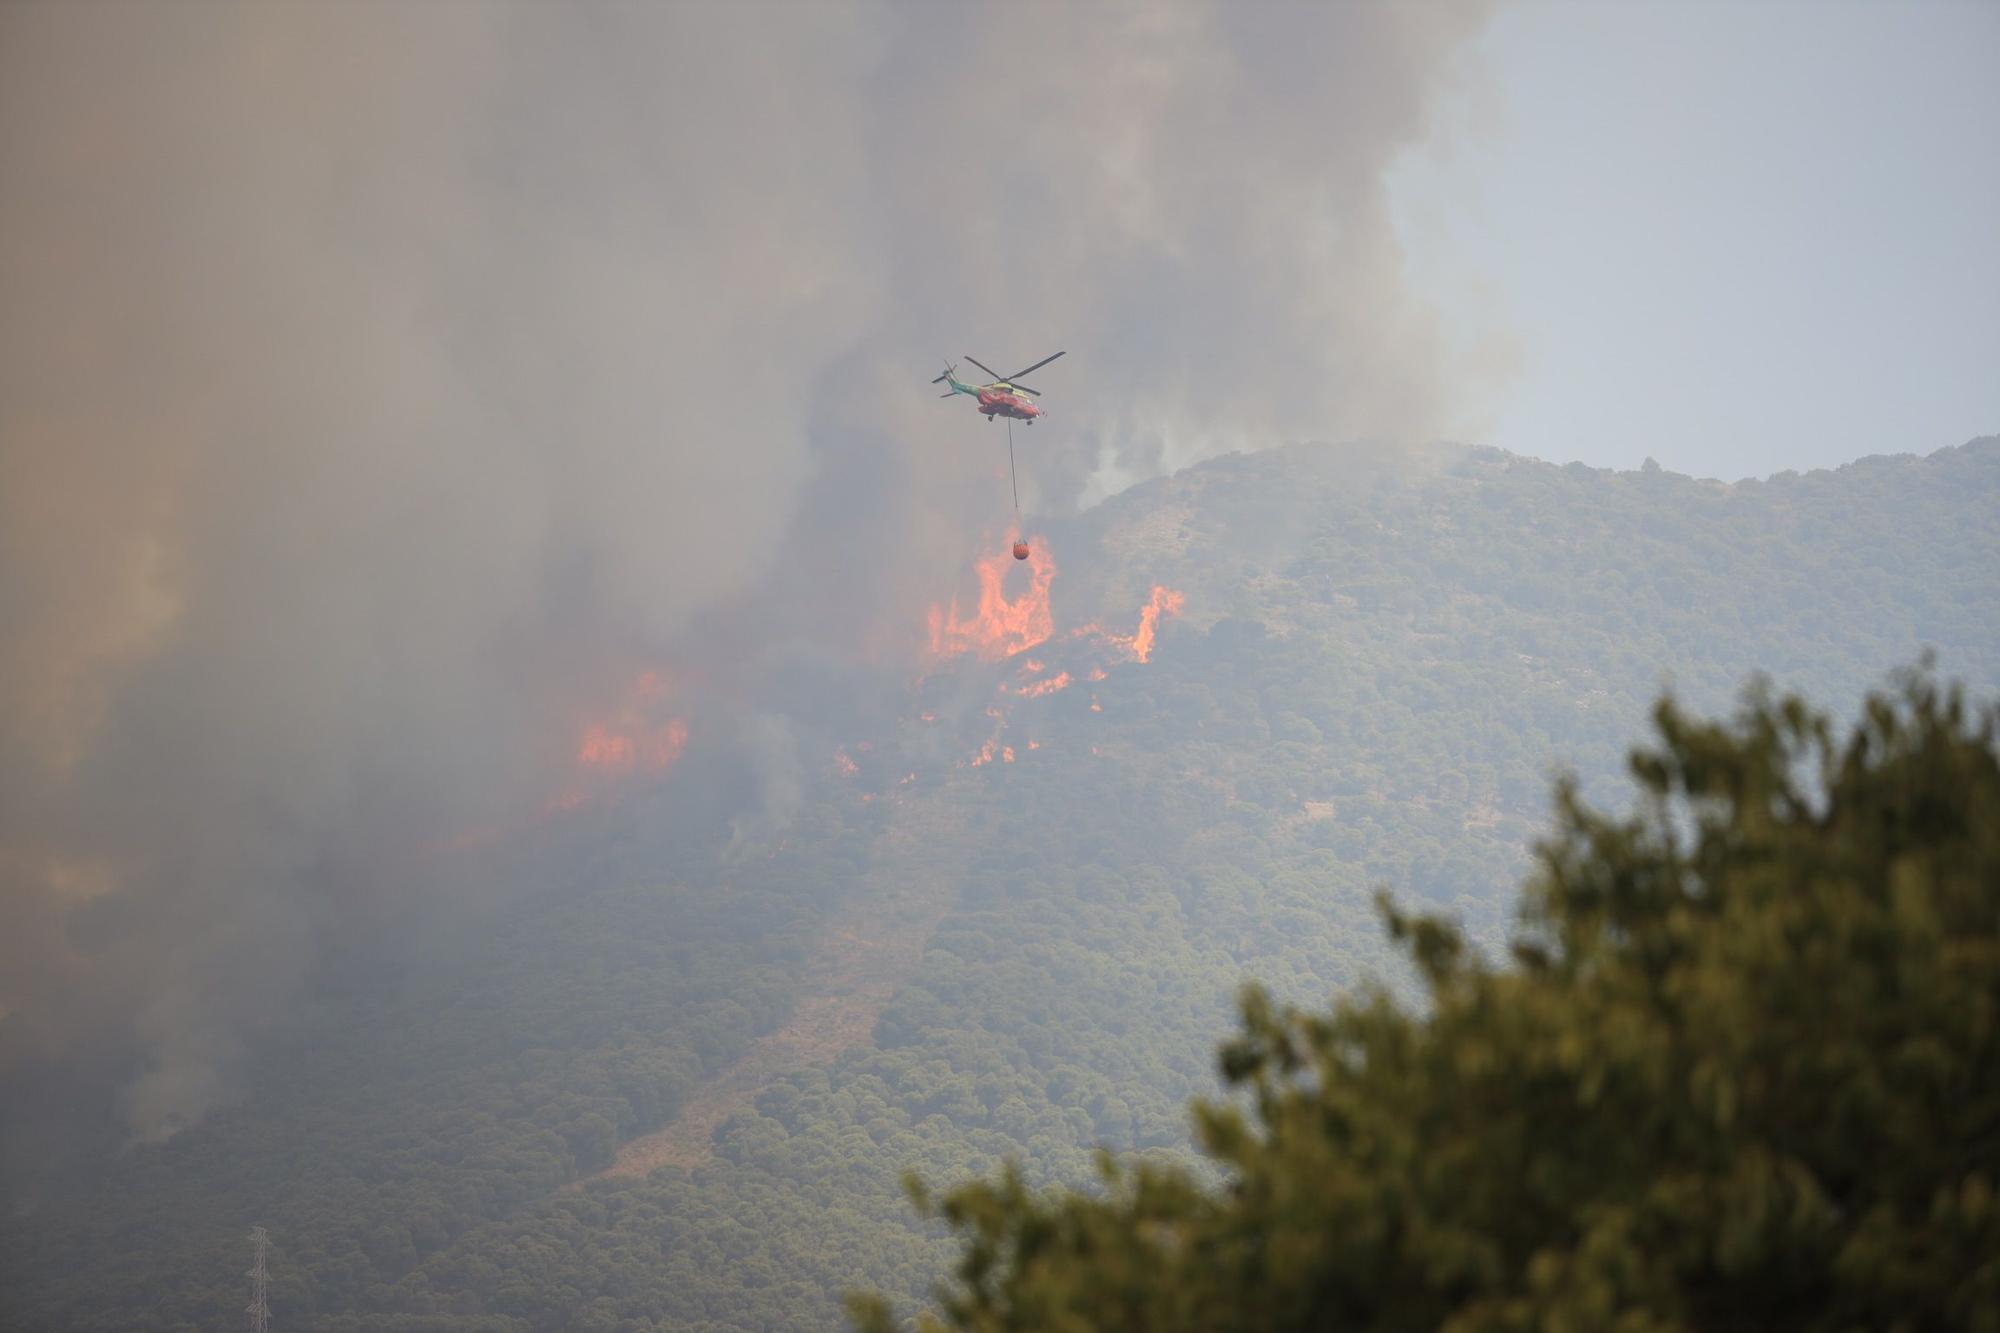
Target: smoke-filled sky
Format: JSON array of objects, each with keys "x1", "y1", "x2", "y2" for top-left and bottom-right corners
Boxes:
[
  {"x1": 0, "y1": 0, "x2": 1496, "y2": 1144},
  {"x1": 1, "y1": 0, "x2": 1993, "y2": 1146}
]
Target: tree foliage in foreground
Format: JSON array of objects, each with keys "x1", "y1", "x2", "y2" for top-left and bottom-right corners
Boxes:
[{"x1": 859, "y1": 668, "x2": 2000, "y2": 1331}]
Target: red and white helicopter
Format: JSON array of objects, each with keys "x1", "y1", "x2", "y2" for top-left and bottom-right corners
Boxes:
[{"x1": 931, "y1": 351, "x2": 1065, "y2": 423}]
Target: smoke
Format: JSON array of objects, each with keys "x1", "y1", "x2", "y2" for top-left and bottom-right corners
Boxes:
[
  {"x1": 728, "y1": 714, "x2": 807, "y2": 852},
  {"x1": 0, "y1": 0, "x2": 1495, "y2": 1143}
]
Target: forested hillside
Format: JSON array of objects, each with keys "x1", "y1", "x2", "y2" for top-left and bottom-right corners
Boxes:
[
  {"x1": 857, "y1": 667, "x2": 2000, "y2": 1331},
  {"x1": 5, "y1": 438, "x2": 1995, "y2": 1331}
]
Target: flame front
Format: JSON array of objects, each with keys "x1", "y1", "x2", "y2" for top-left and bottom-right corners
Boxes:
[
  {"x1": 925, "y1": 542, "x2": 1188, "y2": 770},
  {"x1": 1108, "y1": 586, "x2": 1186, "y2": 663},
  {"x1": 1007, "y1": 671, "x2": 1072, "y2": 699},
  {"x1": 928, "y1": 538, "x2": 1056, "y2": 662},
  {"x1": 549, "y1": 671, "x2": 689, "y2": 812},
  {"x1": 576, "y1": 718, "x2": 688, "y2": 776}
]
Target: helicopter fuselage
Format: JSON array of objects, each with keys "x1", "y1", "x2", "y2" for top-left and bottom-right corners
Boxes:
[
  {"x1": 976, "y1": 386, "x2": 1040, "y2": 422},
  {"x1": 934, "y1": 353, "x2": 1060, "y2": 423}
]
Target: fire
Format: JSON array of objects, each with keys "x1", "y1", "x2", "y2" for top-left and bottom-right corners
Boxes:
[
  {"x1": 928, "y1": 537, "x2": 1056, "y2": 661},
  {"x1": 576, "y1": 718, "x2": 688, "y2": 776},
  {"x1": 921, "y1": 547, "x2": 1188, "y2": 771},
  {"x1": 1104, "y1": 585, "x2": 1186, "y2": 663},
  {"x1": 1007, "y1": 671, "x2": 1072, "y2": 698},
  {"x1": 1131, "y1": 586, "x2": 1185, "y2": 662},
  {"x1": 834, "y1": 750, "x2": 859, "y2": 777},
  {"x1": 1043, "y1": 588, "x2": 1185, "y2": 664},
  {"x1": 924, "y1": 537, "x2": 1185, "y2": 671},
  {"x1": 428, "y1": 668, "x2": 690, "y2": 852},
  {"x1": 967, "y1": 705, "x2": 1007, "y2": 768},
  {"x1": 551, "y1": 671, "x2": 690, "y2": 810}
]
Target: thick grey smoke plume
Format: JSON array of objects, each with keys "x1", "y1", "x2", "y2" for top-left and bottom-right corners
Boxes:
[{"x1": 0, "y1": 0, "x2": 1494, "y2": 1140}]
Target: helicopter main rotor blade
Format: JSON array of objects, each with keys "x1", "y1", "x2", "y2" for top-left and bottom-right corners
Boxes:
[
  {"x1": 962, "y1": 355, "x2": 1004, "y2": 383},
  {"x1": 1013, "y1": 384, "x2": 1041, "y2": 397},
  {"x1": 1003, "y1": 351, "x2": 1064, "y2": 381}
]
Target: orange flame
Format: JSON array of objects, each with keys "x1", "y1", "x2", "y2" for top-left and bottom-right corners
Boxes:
[
  {"x1": 1125, "y1": 585, "x2": 1186, "y2": 662},
  {"x1": 928, "y1": 539, "x2": 1056, "y2": 661},
  {"x1": 1052, "y1": 589, "x2": 1185, "y2": 665},
  {"x1": 577, "y1": 718, "x2": 688, "y2": 775},
  {"x1": 1008, "y1": 671, "x2": 1072, "y2": 698},
  {"x1": 1102, "y1": 586, "x2": 1186, "y2": 663},
  {"x1": 967, "y1": 704, "x2": 1008, "y2": 767},
  {"x1": 552, "y1": 672, "x2": 690, "y2": 811},
  {"x1": 834, "y1": 750, "x2": 859, "y2": 777},
  {"x1": 430, "y1": 669, "x2": 690, "y2": 849}
]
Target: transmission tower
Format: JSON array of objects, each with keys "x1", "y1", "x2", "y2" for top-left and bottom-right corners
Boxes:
[{"x1": 246, "y1": 1225, "x2": 271, "y2": 1333}]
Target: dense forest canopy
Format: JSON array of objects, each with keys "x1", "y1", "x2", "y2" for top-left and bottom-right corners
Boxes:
[
  {"x1": 858, "y1": 668, "x2": 2000, "y2": 1331},
  {"x1": 3, "y1": 438, "x2": 1996, "y2": 1330}
]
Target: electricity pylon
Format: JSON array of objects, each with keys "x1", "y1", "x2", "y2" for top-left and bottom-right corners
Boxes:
[{"x1": 246, "y1": 1226, "x2": 271, "y2": 1333}]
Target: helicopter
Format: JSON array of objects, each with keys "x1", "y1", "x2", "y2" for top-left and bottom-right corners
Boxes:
[
  {"x1": 931, "y1": 351, "x2": 1066, "y2": 559},
  {"x1": 932, "y1": 351, "x2": 1064, "y2": 423}
]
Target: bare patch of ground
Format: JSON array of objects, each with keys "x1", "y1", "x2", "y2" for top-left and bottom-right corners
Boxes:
[{"x1": 578, "y1": 793, "x2": 973, "y2": 1183}]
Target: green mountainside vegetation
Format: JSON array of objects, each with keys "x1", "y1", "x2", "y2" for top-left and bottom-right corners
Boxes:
[
  {"x1": 859, "y1": 669, "x2": 1999, "y2": 1331},
  {"x1": 3, "y1": 438, "x2": 1995, "y2": 1330}
]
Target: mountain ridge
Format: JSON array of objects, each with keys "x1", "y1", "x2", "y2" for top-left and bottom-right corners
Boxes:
[{"x1": 5, "y1": 434, "x2": 1996, "y2": 1330}]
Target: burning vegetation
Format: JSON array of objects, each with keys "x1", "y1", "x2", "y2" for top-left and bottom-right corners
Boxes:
[
  {"x1": 548, "y1": 672, "x2": 689, "y2": 813},
  {"x1": 928, "y1": 537, "x2": 1058, "y2": 662},
  {"x1": 923, "y1": 538, "x2": 1186, "y2": 770},
  {"x1": 446, "y1": 541, "x2": 1185, "y2": 841},
  {"x1": 925, "y1": 539, "x2": 1185, "y2": 670}
]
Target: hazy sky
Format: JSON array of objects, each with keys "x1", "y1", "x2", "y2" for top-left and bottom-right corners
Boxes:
[{"x1": 1393, "y1": 0, "x2": 2000, "y2": 479}]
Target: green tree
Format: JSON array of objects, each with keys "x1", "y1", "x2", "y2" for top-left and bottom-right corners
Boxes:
[{"x1": 858, "y1": 668, "x2": 2000, "y2": 1331}]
